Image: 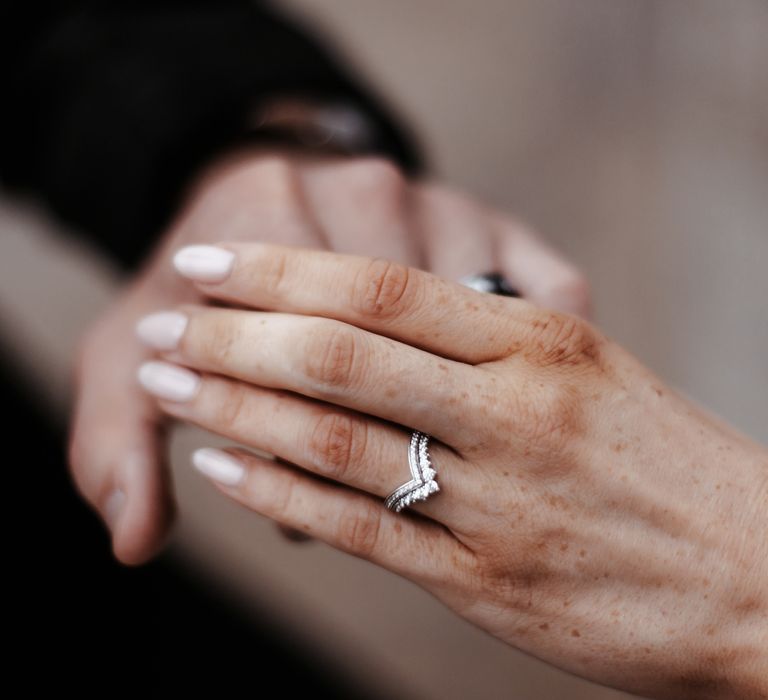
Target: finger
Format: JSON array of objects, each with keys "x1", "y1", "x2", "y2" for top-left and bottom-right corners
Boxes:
[
  {"x1": 138, "y1": 307, "x2": 485, "y2": 449},
  {"x1": 494, "y1": 217, "x2": 592, "y2": 318},
  {"x1": 188, "y1": 445, "x2": 475, "y2": 585},
  {"x1": 412, "y1": 183, "x2": 497, "y2": 281},
  {"x1": 171, "y1": 241, "x2": 535, "y2": 364},
  {"x1": 138, "y1": 366, "x2": 475, "y2": 526},
  {"x1": 69, "y1": 324, "x2": 175, "y2": 566},
  {"x1": 299, "y1": 157, "x2": 424, "y2": 265}
]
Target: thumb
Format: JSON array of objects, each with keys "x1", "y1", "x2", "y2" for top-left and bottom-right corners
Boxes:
[{"x1": 68, "y1": 319, "x2": 176, "y2": 566}]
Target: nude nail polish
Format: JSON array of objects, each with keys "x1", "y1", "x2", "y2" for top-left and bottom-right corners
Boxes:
[
  {"x1": 192, "y1": 448, "x2": 246, "y2": 486},
  {"x1": 173, "y1": 245, "x2": 235, "y2": 282},
  {"x1": 135, "y1": 311, "x2": 188, "y2": 350},
  {"x1": 137, "y1": 360, "x2": 200, "y2": 401}
]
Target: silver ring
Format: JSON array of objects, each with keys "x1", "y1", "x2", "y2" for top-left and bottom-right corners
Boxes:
[
  {"x1": 459, "y1": 272, "x2": 519, "y2": 297},
  {"x1": 384, "y1": 431, "x2": 439, "y2": 513}
]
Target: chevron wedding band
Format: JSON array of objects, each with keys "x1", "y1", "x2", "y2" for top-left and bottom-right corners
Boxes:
[{"x1": 384, "y1": 430, "x2": 439, "y2": 513}]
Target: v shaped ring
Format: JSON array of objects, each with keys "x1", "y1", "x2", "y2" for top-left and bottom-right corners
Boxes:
[{"x1": 384, "y1": 431, "x2": 440, "y2": 513}]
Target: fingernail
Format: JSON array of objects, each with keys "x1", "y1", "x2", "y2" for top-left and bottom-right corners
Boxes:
[
  {"x1": 104, "y1": 488, "x2": 126, "y2": 530},
  {"x1": 137, "y1": 360, "x2": 200, "y2": 401},
  {"x1": 192, "y1": 448, "x2": 246, "y2": 486},
  {"x1": 135, "y1": 311, "x2": 188, "y2": 350},
  {"x1": 173, "y1": 245, "x2": 235, "y2": 282}
]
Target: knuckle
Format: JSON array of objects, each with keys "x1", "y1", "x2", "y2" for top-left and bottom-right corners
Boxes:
[
  {"x1": 546, "y1": 270, "x2": 592, "y2": 317},
  {"x1": 471, "y1": 536, "x2": 558, "y2": 612},
  {"x1": 526, "y1": 380, "x2": 586, "y2": 447},
  {"x1": 249, "y1": 154, "x2": 297, "y2": 191},
  {"x1": 300, "y1": 322, "x2": 364, "y2": 392},
  {"x1": 307, "y1": 412, "x2": 368, "y2": 482},
  {"x1": 524, "y1": 312, "x2": 603, "y2": 369},
  {"x1": 270, "y1": 468, "x2": 303, "y2": 521},
  {"x1": 350, "y1": 157, "x2": 404, "y2": 195},
  {"x1": 351, "y1": 257, "x2": 414, "y2": 320},
  {"x1": 337, "y1": 500, "x2": 382, "y2": 558},
  {"x1": 214, "y1": 379, "x2": 251, "y2": 429},
  {"x1": 258, "y1": 246, "x2": 290, "y2": 298}
]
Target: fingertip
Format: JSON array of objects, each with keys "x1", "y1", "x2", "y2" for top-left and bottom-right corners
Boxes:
[
  {"x1": 104, "y1": 448, "x2": 177, "y2": 567},
  {"x1": 110, "y1": 488, "x2": 176, "y2": 567}
]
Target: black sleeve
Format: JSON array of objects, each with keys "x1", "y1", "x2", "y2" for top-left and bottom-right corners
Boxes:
[{"x1": 0, "y1": 1, "x2": 424, "y2": 272}]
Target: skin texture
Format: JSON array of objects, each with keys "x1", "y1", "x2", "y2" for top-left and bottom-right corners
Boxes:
[
  {"x1": 135, "y1": 242, "x2": 768, "y2": 699},
  {"x1": 67, "y1": 148, "x2": 590, "y2": 565}
]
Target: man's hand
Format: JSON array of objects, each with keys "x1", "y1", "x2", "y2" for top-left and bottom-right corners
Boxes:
[{"x1": 68, "y1": 148, "x2": 590, "y2": 566}]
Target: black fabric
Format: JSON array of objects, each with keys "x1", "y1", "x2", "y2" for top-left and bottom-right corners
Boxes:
[
  {"x1": 0, "y1": 0, "x2": 423, "y2": 271},
  {"x1": 2, "y1": 3, "x2": 422, "y2": 692}
]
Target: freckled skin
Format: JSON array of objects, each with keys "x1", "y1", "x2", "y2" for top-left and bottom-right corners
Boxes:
[
  {"x1": 159, "y1": 247, "x2": 768, "y2": 700},
  {"x1": 420, "y1": 319, "x2": 768, "y2": 699}
]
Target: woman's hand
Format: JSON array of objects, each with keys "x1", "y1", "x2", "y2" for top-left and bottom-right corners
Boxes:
[
  {"x1": 134, "y1": 242, "x2": 766, "y2": 699},
  {"x1": 68, "y1": 149, "x2": 589, "y2": 566}
]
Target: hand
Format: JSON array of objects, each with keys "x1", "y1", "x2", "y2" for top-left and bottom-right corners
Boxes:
[
  {"x1": 134, "y1": 242, "x2": 766, "y2": 699},
  {"x1": 68, "y1": 148, "x2": 589, "y2": 565}
]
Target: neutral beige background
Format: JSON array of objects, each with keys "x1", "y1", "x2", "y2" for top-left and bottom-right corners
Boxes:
[{"x1": 1, "y1": 1, "x2": 766, "y2": 698}]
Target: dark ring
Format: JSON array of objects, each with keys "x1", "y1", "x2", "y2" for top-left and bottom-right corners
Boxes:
[{"x1": 458, "y1": 272, "x2": 520, "y2": 297}]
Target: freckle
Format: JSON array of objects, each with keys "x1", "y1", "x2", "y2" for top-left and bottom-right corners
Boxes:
[
  {"x1": 703, "y1": 578, "x2": 710, "y2": 587},
  {"x1": 437, "y1": 363, "x2": 448, "y2": 372},
  {"x1": 259, "y1": 319, "x2": 266, "y2": 325},
  {"x1": 579, "y1": 549, "x2": 586, "y2": 557},
  {"x1": 461, "y1": 392, "x2": 468, "y2": 399},
  {"x1": 385, "y1": 388, "x2": 397, "y2": 398},
  {"x1": 715, "y1": 484, "x2": 721, "y2": 490},
  {"x1": 643, "y1": 647, "x2": 652, "y2": 655},
  {"x1": 654, "y1": 387, "x2": 663, "y2": 397},
  {"x1": 502, "y1": 471, "x2": 509, "y2": 476},
  {"x1": 705, "y1": 626, "x2": 715, "y2": 636},
  {"x1": 571, "y1": 629, "x2": 581, "y2": 638},
  {"x1": 302, "y1": 524, "x2": 311, "y2": 531},
  {"x1": 611, "y1": 442, "x2": 626, "y2": 453},
  {"x1": 610, "y1": 609, "x2": 620, "y2": 617},
  {"x1": 560, "y1": 543, "x2": 569, "y2": 552},
  {"x1": 394, "y1": 522, "x2": 402, "y2": 533},
  {"x1": 539, "y1": 623, "x2": 549, "y2": 631}
]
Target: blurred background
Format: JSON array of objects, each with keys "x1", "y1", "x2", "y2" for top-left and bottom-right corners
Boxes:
[{"x1": 2, "y1": 1, "x2": 766, "y2": 698}]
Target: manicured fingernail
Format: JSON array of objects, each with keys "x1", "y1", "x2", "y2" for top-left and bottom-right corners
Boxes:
[
  {"x1": 135, "y1": 311, "x2": 188, "y2": 350},
  {"x1": 104, "y1": 488, "x2": 126, "y2": 530},
  {"x1": 173, "y1": 245, "x2": 235, "y2": 282},
  {"x1": 192, "y1": 448, "x2": 246, "y2": 486},
  {"x1": 137, "y1": 360, "x2": 200, "y2": 401}
]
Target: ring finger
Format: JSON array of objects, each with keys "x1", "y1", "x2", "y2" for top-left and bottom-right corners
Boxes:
[{"x1": 137, "y1": 361, "x2": 478, "y2": 529}]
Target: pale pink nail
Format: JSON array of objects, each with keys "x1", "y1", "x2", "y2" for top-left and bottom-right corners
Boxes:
[
  {"x1": 135, "y1": 311, "x2": 188, "y2": 350},
  {"x1": 137, "y1": 360, "x2": 200, "y2": 402},
  {"x1": 173, "y1": 245, "x2": 235, "y2": 282},
  {"x1": 192, "y1": 448, "x2": 246, "y2": 486}
]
